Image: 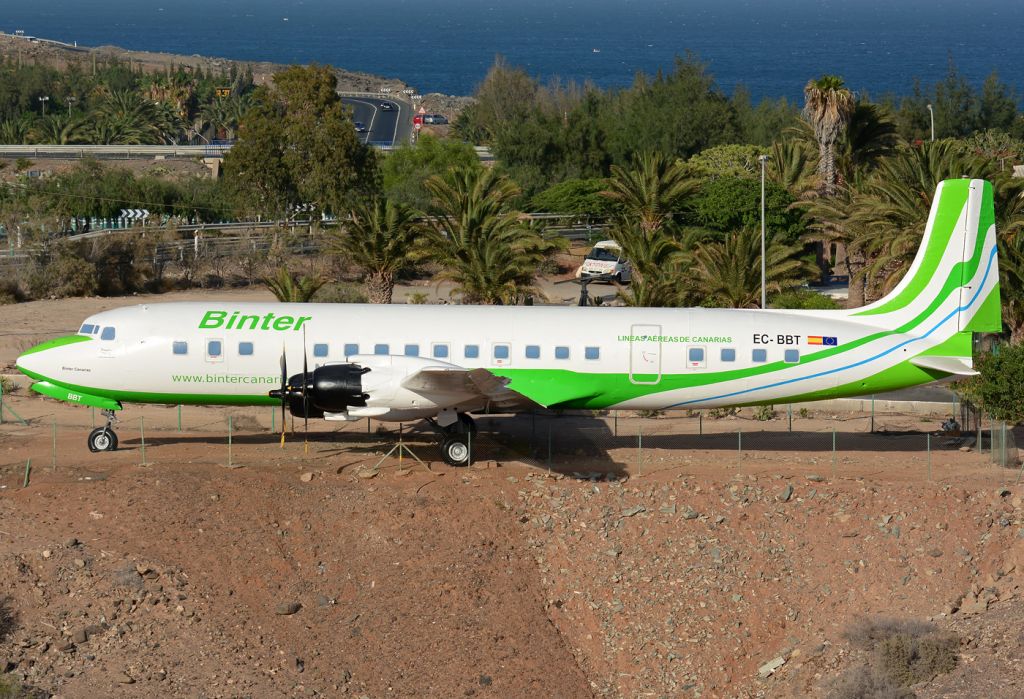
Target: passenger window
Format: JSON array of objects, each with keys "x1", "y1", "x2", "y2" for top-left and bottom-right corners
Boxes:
[
  {"x1": 432, "y1": 344, "x2": 449, "y2": 359},
  {"x1": 585, "y1": 347, "x2": 600, "y2": 360},
  {"x1": 374, "y1": 343, "x2": 389, "y2": 355},
  {"x1": 313, "y1": 343, "x2": 328, "y2": 358},
  {"x1": 554, "y1": 346, "x2": 570, "y2": 359},
  {"x1": 172, "y1": 341, "x2": 188, "y2": 355},
  {"x1": 721, "y1": 348, "x2": 736, "y2": 362},
  {"x1": 344, "y1": 343, "x2": 359, "y2": 356},
  {"x1": 689, "y1": 348, "x2": 705, "y2": 362},
  {"x1": 464, "y1": 345, "x2": 480, "y2": 359},
  {"x1": 784, "y1": 349, "x2": 800, "y2": 363},
  {"x1": 238, "y1": 342, "x2": 254, "y2": 356},
  {"x1": 493, "y1": 345, "x2": 510, "y2": 359},
  {"x1": 208, "y1": 340, "x2": 222, "y2": 357},
  {"x1": 752, "y1": 349, "x2": 767, "y2": 363},
  {"x1": 404, "y1": 344, "x2": 420, "y2": 357},
  {"x1": 100, "y1": 327, "x2": 116, "y2": 341},
  {"x1": 525, "y1": 345, "x2": 540, "y2": 359}
]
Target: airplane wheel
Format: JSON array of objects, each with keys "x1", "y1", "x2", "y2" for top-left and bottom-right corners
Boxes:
[
  {"x1": 441, "y1": 437, "x2": 470, "y2": 467},
  {"x1": 88, "y1": 427, "x2": 118, "y2": 453}
]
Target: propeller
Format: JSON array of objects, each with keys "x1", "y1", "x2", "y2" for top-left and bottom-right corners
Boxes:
[
  {"x1": 270, "y1": 343, "x2": 289, "y2": 447},
  {"x1": 302, "y1": 326, "x2": 309, "y2": 454}
]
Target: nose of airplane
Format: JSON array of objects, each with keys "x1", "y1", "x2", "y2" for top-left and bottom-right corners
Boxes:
[{"x1": 15, "y1": 335, "x2": 90, "y2": 382}]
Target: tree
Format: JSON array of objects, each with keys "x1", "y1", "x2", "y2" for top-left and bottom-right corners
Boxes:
[
  {"x1": 328, "y1": 198, "x2": 423, "y2": 304},
  {"x1": 601, "y1": 152, "x2": 697, "y2": 307},
  {"x1": 381, "y1": 135, "x2": 480, "y2": 210},
  {"x1": 605, "y1": 55, "x2": 739, "y2": 164},
  {"x1": 689, "y1": 226, "x2": 815, "y2": 308},
  {"x1": 602, "y1": 152, "x2": 696, "y2": 234},
  {"x1": 955, "y1": 342, "x2": 1024, "y2": 423},
  {"x1": 529, "y1": 178, "x2": 620, "y2": 217},
  {"x1": 424, "y1": 166, "x2": 553, "y2": 304},
  {"x1": 224, "y1": 65, "x2": 378, "y2": 219},
  {"x1": 689, "y1": 176, "x2": 807, "y2": 245},
  {"x1": 263, "y1": 268, "x2": 326, "y2": 302},
  {"x1": 803, "y1": 75, "x2": 856, "y2": 196}
]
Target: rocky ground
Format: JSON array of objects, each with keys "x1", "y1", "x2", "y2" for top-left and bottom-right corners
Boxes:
[{"x1": 1, "y1": 387, "x2": 1023, "y2": 697}]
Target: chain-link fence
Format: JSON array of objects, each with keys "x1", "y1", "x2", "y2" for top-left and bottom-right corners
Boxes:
[{"x1": 1, "y1": 387, "x2": 1020, "y2": 487}]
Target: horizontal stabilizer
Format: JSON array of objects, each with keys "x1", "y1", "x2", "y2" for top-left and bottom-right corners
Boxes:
[{"x1": 909, "y1": 356, "x2": 979, "y2": 376}]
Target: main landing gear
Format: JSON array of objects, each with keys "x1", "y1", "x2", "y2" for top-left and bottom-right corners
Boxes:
[
  {"x1": 429, "y1": 412, "x2": 477, "y2": 467},
  {"x1": 87, "y1": 410, "x2": 119, "y2": 452}
]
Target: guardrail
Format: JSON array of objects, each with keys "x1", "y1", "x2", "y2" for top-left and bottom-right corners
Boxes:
[{"x1": 0, "y1": 145, "x2": 231, "y2": 159}]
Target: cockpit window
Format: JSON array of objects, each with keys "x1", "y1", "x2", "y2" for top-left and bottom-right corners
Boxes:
[
  {"x1": 79, "y1": 324, "x2": 96, "y2": 335},
  {"x1": 100, "y1": 327, "x2": 116, "y2": 341}
]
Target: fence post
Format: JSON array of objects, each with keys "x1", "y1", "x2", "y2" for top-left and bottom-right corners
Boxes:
[
  {"x1": 637, "y1": 423, "x2": 642, "y2": 477},
  {"x1": 271, "y1": 406, "x2": 275, "y2": 433},
  {"x1": 787, "y1": 404, "x2": 792, "y2": 432},
  {"x1": 699, "y1": 411, "x2": 703, "y2": 436},
  {"x1": 547, "y1": 423, "x2": 552, "y2": 470},
  {"x1": 51, "y1": 418, "x2": 57, "y2": 472},
  {"x1": 831, "y1": 428, "x2": 837, "y2": 480},
  {"x1": 178, "y1": 404, "x2": 182, "y2": 432},
  {"x1": 91, "y1": 406, "x2": 95, "y2": 428},
  {"x1": 927, "y1": 433, "x2": 932, "y2": 481},
  {"x1": 140, "y1": 417, "x2": 147, "y2": 466},
  {"x1": 228, "y1": 414, "x2": 233, "y2": 467},
  {"x1": 613, "y1": 410, "x2": 618, "y2": 438},
  {"x1": 738, "y1": 427, "x2": 742, "y2": 456},
  {"x1": 22, "y1": 458, "x2": 31, "y2": 488},
  {"x1": 870, "y1": 395, "x2": 875, "y2": 433}
]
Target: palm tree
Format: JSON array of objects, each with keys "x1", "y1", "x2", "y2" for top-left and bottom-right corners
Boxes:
[
  {"x1": 35, "y1": 114, "x2": 89, "y2": 145},
  {"x1": 802, "y1": 76, "x2": 856, "y2": 197},
  {"x1": 608, "y1": 220, "x2": 687, "y2": 307},
  {"x1": 690, "y1": 227, "x2": 815, "y2": 308},
  {"x1": 0, "y1": 117, "x2": 34, "y2": 144},
  {"x1": 602, "y1": 152, "x2": 696, "y2": 234},
  {"x1": 769, "y1": 138, "x2": 818, "y2": 198},
  {"x1": 263, "y1": 268, "x2": 326, "y2": 302},
  {"x1": 843, "y1": 141, "x2": 979, "y2": 297},
  {"x1": 328, "y1": 198, "x2": 423, "y2": 304},
  {"x1": 424, "y1": 166, "x2": 552, "y2": 305},
  {"x1": 600, "y1": 152, "x2": 697, "y2": 307}
]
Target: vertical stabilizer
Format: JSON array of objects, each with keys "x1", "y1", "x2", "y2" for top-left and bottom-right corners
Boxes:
[{"x1": 853, "y1": 179, "x2": 1000, "y2": 335}]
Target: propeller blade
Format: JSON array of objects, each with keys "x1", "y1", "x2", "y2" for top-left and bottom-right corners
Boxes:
[
  {"x1": 279, "y1": 343, "x2": 287, "y2": 446},
  {"x1": 302, "y1": 325, "x2": 310, "y2": 453}
]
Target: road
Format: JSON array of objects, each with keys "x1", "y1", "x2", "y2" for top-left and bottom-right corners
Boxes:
[{"x1": 341, "y1": 96, "x2": 411, "y2": 147}]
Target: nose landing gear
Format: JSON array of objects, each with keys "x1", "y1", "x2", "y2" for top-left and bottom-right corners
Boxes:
[{"x1": 87, "y1": 410, "x2": 119, "y2": 452}]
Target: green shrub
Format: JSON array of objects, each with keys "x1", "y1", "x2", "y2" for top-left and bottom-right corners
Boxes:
[
  {"x1": 405, "y1": 292, "x2": 429, "y2": 304},
  {"x1": 28, "y1": 244, "x2": 98, "y2": 299},
  {"x1": 313, "y1": 282, "x2": 368, "y2": 304},
  {"x1": 0, "y1": 376, "x2": 19, "y2": 395},
  {"x1": 832, "y1": 617, "x2": 960, "y2": 696},
  {"x1": 953, "y1": 341, "x2": 1024, "y2": 423},
  {"x1": 771, "y1": 288, "x2": 841, "y2": 310},
  {"x1": 754, "y1": 404, "x2": 776, "y2": 421}
]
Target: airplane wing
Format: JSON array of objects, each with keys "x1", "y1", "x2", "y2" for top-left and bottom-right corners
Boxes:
[{"x1": 401, "y1": 367, "x2": 542, "y2": 411}]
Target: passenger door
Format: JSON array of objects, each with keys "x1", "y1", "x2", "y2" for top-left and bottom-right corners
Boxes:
[{"x1": 629, "y1": 324, "x2": 662, "y2": 385}]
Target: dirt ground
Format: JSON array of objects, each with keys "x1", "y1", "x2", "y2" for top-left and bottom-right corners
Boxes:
[{"x1": 3, "y1": 292, "x2": 1024, "y2": 697}]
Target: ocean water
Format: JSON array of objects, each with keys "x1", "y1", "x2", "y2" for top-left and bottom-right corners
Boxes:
[{"x1": 3, "y1": 0, "x2": 1023, "y2": 102}]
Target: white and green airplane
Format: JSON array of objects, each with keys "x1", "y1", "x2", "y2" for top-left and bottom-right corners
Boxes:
[{"x1": 16, "y1": 179, "x2": 1001, "y2": 465}]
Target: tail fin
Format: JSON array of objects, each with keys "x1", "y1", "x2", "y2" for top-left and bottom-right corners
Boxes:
[{"x1": 853, "y1": 178, "x2": 1001, "y2": 334}]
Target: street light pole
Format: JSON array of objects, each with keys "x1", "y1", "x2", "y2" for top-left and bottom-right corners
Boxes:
[
  {"x1": 65, "y1": 96, "x2": 76, "y2": 117},
  {"x1": 926, "y1": 103, "x2": 934, "y2": 142},
  {"x1": 38, "y1": 95, "x2": 49, "y2": 116},
  {"x1": 759, "y1": 154, "x2": 769, "y2": 309}
]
